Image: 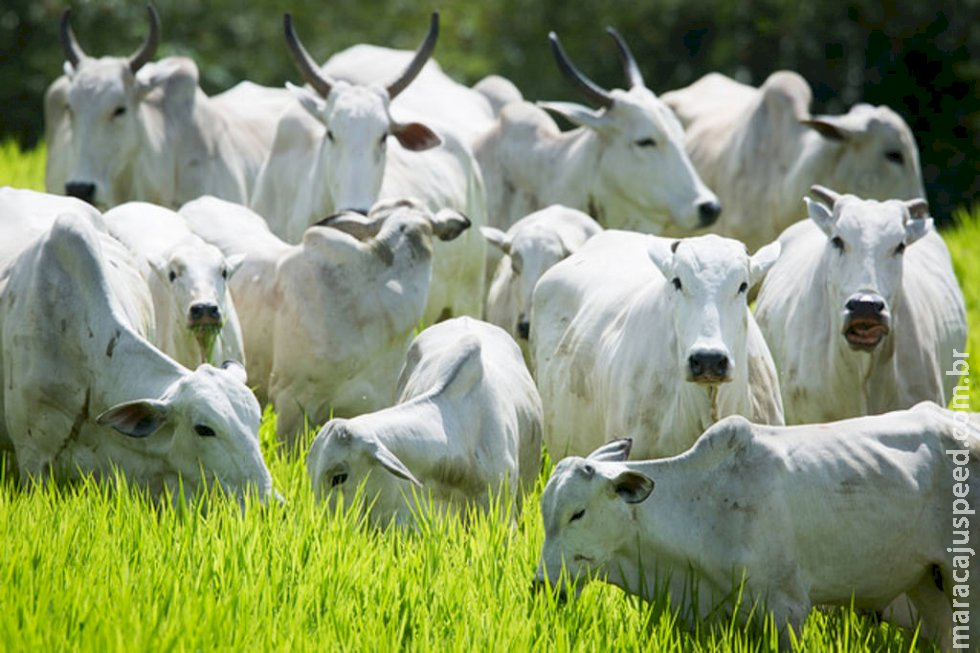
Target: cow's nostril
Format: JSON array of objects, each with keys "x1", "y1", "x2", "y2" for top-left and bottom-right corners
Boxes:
[
  {"x1": 189, "y1": 303, "x2": 221, "y2": 323},
  {"x1": 697, "y1": 200, "x2": 721, "y2": 227},
  {"x1": 517, "y1": 320, "x2": 530, "y2": 340},
  {"x1": 65, "y1": 182, "x2": 96, "y2": 205}
]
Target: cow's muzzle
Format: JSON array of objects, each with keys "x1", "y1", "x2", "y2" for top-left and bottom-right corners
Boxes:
[
  {"x1": 65, "y1": 181, "x2": 96, "y2": 205},
  {"x1": 687, "y1": 349, "x2": 732, "y2": 384},
  {"x1": 188, "y1": 303, "x2": 222, "y2": 329},
  {"x1": 842, "y1": 293, "x2": 890, "y2": 351}
]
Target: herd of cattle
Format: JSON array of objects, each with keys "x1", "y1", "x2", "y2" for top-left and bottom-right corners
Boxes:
[{"x1": 0, "y1": 6, "x2": 975, "y2": 649}]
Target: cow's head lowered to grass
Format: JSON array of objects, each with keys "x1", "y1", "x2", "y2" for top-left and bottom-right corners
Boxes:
[
  {"x1": 282, "y1": 12, "x2": 442, "y2": 215},
  {"x1": 647, "y1": 234, "x2": 780, "y2": 385},
  {"x1": 806, "y1": 185, "x2": 932, "y2": 353}
]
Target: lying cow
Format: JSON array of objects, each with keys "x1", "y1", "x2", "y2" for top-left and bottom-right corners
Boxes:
[
  {"x1": 180, "y1": 196, "x2": 470, "y2": 442},
  {"x1": 755, "y1": 186, "x2": 967, "y2": 424},
  {"x1": 307, "y1": 317, "x2": 542, "y2": 525},
  {"x1": 661, "y1": 71, "x2": 925, "y2": 250},
  {"x1": 534, "y1": 402, "x2": 980, "y2": 650},
  {"x1": 104, "y1": 202, "x2": 245, "y2": 369},
  {"x1": 45, "y1": 6, "x2": 290, "y2": 209},
  {"x1": 531, "y1": 230, "x2": 783, "y2": 459},
  {"x1": 0, "y1": 211, "x2": 274, "y2": 506},
  {"x1": 481, "y1": 205, "x2": 601, "y2": 356}
]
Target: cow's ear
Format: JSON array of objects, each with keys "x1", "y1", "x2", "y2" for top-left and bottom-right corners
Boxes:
[
  {"x1": 805, "y1": 197, "x2": 836, "y2": 237},
  {"x1": 538, "y1": 101, "x2": 611, "y2": 132},
  {"x1": 286, "y1": 81, "x2": 328, "y2": 121},
  {"x1": 801, "y1": 115, "x2": 853, "y2": 141},
  {"x1": 646, "y1": 236, "x2": 675, "y2": 278},
  {"x1": 480, "y1": 226, "x2": 511, "y2": 255},
  {"x1": 224, "y1": 254, "x2": 246, "y2": 279},
  {"x1": 135, "y1": 59, "x2": 185, "y2": 100},
  {"x1": 903, "y1": 199, "x2": 932, "y2": 246},
  {"x1": 437, "y1": 336, "x2": 483, "y2": 399},
  {"x1": 611, "y1": 470, "x2": 654, "y2": 504},
  {"x1": 63, "y1": 61, "x2": 77, "y2": 80},
  {"x1": 587, "y1": 438, "x2": 632, "y2": 462},
  {"x1": 749, "y1": 241, "x2": 781, "y2": 287},
  {"x1": 220, "y1": 359, "x2": 248, "y2": 385},
  {"x1": 393, "y1": 122, "x2": 441, "y2": 152},
  {"x1": 370, "y1": 441, "x2": 422, "y2": 488},
  {"x1": 430, "y1": 209, "x2": 471, "y2": 242},
  {"x1": 97, "y1": 399, "x2": 169, "y2": 438}
]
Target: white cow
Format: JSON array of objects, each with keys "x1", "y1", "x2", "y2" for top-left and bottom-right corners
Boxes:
[
  {"x1": 307, "y1": 317, "x2": 543, "y2": 526},
  {"x1": 103, "y1": 202, "x2": 246, "y2": 369},
  {"x1": 755, "y1": 187, "x2": 967, "y2": 424},
  {"x1": 180, "y1": 196, "x2": 470, "y2": 443},
  {"x1": 534, "y1": 402, "x2": 980, "y2": 650},
  {"x1": 531, "y1": 231, "x2": 783, "y2": 459},
  {"x1": 474, "y1": 28, "x2": 720, "y2": 233},
  {"x1": 0, "y1": 211, "x2": 274, "y2": 505},
  {"x1": 250, "y1": 13, "x2": 487, "y2": 322},
  {"x1": 661, "y1": 71, "x2": 925, "y2": 250},
  {"x1": 481, "y1": 205, "x2": 601, "y2": 354},
  {"x1": 45, "y1": 6, "x2": 290, "y2": 209}
]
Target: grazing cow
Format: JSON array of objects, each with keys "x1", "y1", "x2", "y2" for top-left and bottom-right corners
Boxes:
[
  {"x1": 474, "y1": 28, "x2": 719, "y2": 233},
  {"x1": 531, "y1": 231, "x2": 783, "y2": 459},
  {"x1": 661, "y1": 71, "x2": 925, "y2": 250},
  {"x1": 44, "y1": 6, "x2": 290, "y2": 209},
  {"x1": 307, "y1": 317, "x2": 543, "y2": 525},
  {"x1": 180, "y1": 196, "x2": 470, "y2": 442},
  {"x1": 755, "y1": 187, "x2": 967, "y2": 424},
  {"x1": 103, "y1": 202, "x2": 246, "y2": 369},
  {"x1": 250, "y1": 13, "x2": 487, "y2": 322},
  {"x1": 534, "y1": 403, "x2": 980, "y2": 650},
  {"x1": 481, "y1": 205, "x2": 601, "y2": 354},
  {"x1": 0, "y1": 212, "x2": 274, "y2": 505}
]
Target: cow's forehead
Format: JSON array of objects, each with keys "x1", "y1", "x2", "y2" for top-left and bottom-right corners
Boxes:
[
  {"x1": 170, "y1": 241, "x2": 226, "y2": 269},
  {"x1": 673, "y1": 235, "x2": 749, "y2": 277},
  {"x1": 609, "y1": 87, "x2": 684, "y2": 139},
  {"x1": 69, "y1": 58, "x2": 132, "y2": 98},
  {"x1": 541, "y1": 458, "x2": 594, "y2": 527},
  {"x1": 834, "y1": 199, "x2": 908, "y2": 243},
  {"x1": 176, "y1": 365, "x2": 260, "y2": 429},
  {"x1": 329, "y1": 85, "x2": 390, "y2": 121}
]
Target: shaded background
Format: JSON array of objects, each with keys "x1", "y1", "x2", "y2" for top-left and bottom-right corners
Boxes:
[{"x1": 1, "y1": 0, "x2": 976, "y2": 223}]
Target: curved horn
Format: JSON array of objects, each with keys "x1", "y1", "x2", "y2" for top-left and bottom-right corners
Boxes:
[
  {"x1": 128, "y1": 4, "x2": 160, "y2": 73},
  {"x1": 283, "y1": 13, "x2": 334, "y2": 98},
  {"x1": 548, "y1": 31, "x2": 614, "y2": 109},
  {"x1": 809, "y1": 185, "x2": 841, "y2": 207},
  {"x1": 59, "y1": 8, "x2": 87, "y2": 67},
  {"x1": 605, "y1": 27, "x2": 644, "y2": 89},
  {"x1": 386, "y1": 12, "x2": 439, "y2": 100}
]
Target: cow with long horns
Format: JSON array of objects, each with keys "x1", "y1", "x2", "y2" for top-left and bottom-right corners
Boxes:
[
  {"x1": 251, "y1": 12, "x2": 489, "y2": 323},
  {"x1": 474, "y1": 28, "x2": 720, "y2": 234},
  {"x1": 44, "y1": 4, "x2": 291, "y2": 209}
]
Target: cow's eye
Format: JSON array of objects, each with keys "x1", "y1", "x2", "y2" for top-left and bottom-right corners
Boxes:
[
  {"x1": 671, "y1": 277, "x2": 682, "y2": 291},
  {"x1": 331, "y1": 473, "x2": 348, "y2": 487},
  {"x1": 635, "y1": 137, "x2": 657, "y2": 148},
  {"x1": 831, "y1": 236, "x2": 845, "y2": 252},
  {"x1": 895, "y1": 242, "x2": 906, "y2": 255},
  {"x1": 738, "y1": 281, "x2": 748, "y2": 294},
  {"x1": 220, "y1": 268, "x2": 228, "y2": 280},
  {"x1": 885, "y1": 150, "x2": 904, "y2": 165},
  {"x1": 112, "y1": 106, "x2": 126, "y2": 118},
  {"x1": 379, "y1": 133, "x2": 388, "y2": 146},
  {"x1": 168, "y1": 270, "x2": 177, "y2": 282},
  {"x1": 194, "y1": 424, "x2": 216, "y2": 437},
  {"x1": 569, "y1": 509, "x2": 585, "y2": 523},
  {"x1": 326, "y1": 129, "x2": 335, "y2": 142}
]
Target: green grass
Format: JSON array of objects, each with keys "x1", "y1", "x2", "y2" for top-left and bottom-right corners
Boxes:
[{"x1": 0, "y1": 142, "x2": 971, "y2": 652}]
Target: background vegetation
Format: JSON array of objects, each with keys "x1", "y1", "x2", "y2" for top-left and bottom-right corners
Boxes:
[
  {"x1": 0, "y1": 147, "x2": 976, "y2": 651},
  {"x1": 0, "y1": 1, "x2": 976, "y2": 222}
]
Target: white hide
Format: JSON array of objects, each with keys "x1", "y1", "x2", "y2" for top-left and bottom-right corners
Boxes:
[
  {"x1": 754, "y1": 191, "x2": 967, "y2": 424},
  {"x1": 661, "y1": 71, "x2": 925, "y2": 250},
  {"x1": 103, "y1": 202, "x2": 245, "y2": 369},
  {"x1": 535, "y1": 403, "x2": 980, "y2": 650},
  {"x1": 473, "y1": 31, "x2": 718, "y2": 233},
  {"x1": 482, "y1": 205, "x2": 602, "y2": 355},
  {"x1": 181, "y1": 196, "x2": 470, "y2": 442},
  {"x1": 307, "y1": 317, "x2": 543, "y2": 525},
  {"x1": 249, "y1": 18, "x2": 488, "y2": 322},
  {"x1": 531, "y1": 230, "x2": 783, "y2": 459},
  {"x1": 0, "y1": 211, "x2": 273, "y2": 505}
]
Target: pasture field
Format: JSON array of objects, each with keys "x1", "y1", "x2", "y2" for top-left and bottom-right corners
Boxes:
[{"x1": 0, "y1": 145, "x2": 974, "y2": 651}]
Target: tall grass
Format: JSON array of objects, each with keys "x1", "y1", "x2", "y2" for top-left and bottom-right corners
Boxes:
[{"x1": 0, "y1": 143, "x2": 965, "y2": 651}]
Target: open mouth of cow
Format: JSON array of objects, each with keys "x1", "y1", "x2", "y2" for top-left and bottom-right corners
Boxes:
[{"x1": 843, "y1": 318, "x2": 889, "y2": 350}]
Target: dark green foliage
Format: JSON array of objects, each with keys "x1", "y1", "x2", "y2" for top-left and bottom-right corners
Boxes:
[{"x1": 1, "y1": 0, "x2": 975, "y2": 221}]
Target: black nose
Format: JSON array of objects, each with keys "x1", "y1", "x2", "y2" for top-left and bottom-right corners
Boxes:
[
  {"x1": 65, "y1": 182, "x2": 96, "y2": 204},
  {"x1": 189, "y1": 303, "x2": 221, "y2": 323},
  {"x1": 517, "y1": 320, "x2": 530, "y2": 340},
  {"x1": 845, "y1": 293, "x2": 886, "y2": 316},
  {"x1": 697, "y1": 200, "x2": 722, "y2": 227},
  {"x1": 688, "y1": 350, "x2": 729, "y2": 380}
]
